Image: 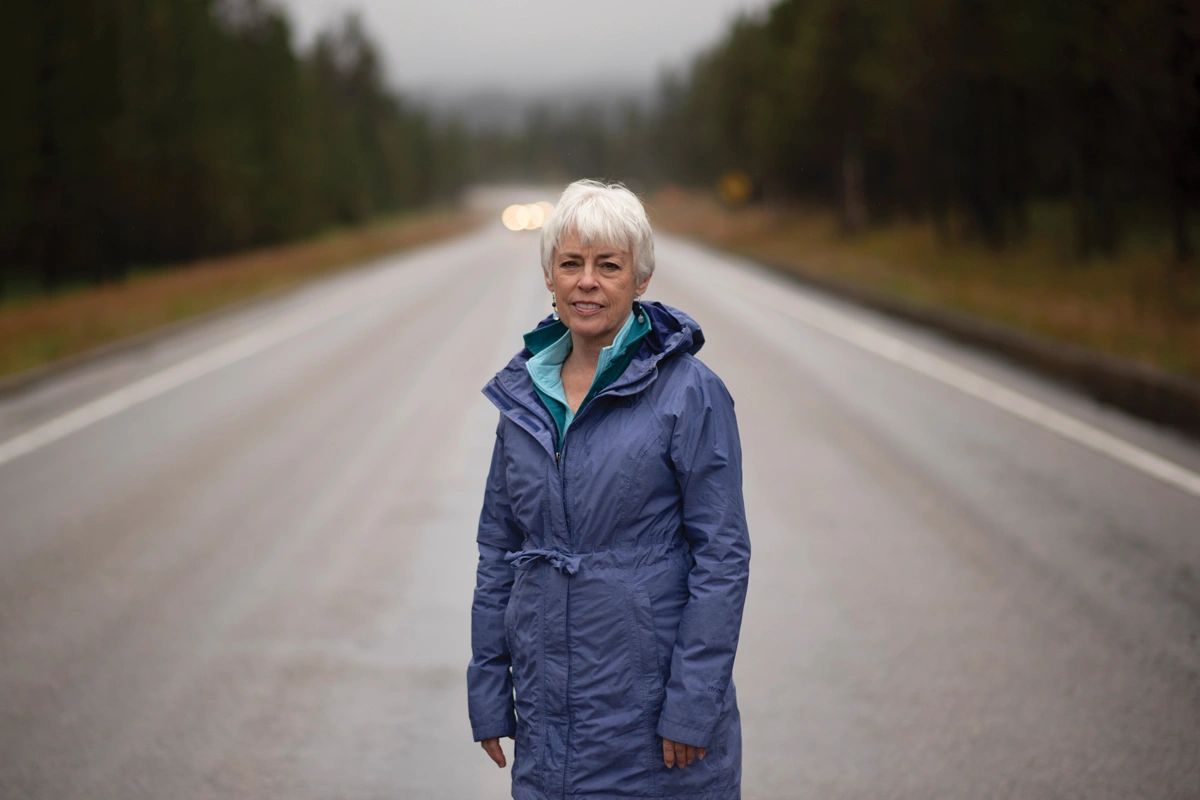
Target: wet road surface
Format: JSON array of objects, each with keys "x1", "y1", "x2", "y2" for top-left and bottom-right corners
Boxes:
[{"x1": 1, "y1": 221, "x2": 1198, "y2": 799}]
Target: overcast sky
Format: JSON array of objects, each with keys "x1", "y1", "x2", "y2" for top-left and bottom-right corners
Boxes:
[{"x1": 271, "y1": 0, "x2": 773, "y2": 97}]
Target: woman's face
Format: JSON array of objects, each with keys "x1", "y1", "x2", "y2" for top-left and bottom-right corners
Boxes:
[{"x1": 546, "y1": 230, "x2": 651, "y2": 348}]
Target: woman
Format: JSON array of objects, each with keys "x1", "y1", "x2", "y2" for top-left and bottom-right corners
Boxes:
[{"x1": 467, "y1": 179, "x2": 751, "y2": 799}]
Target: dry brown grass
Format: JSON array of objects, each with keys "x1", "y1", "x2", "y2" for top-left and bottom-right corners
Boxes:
[
  {"x1": 0, "y1": 209, "x2": 482, "y2": 380},
  {"x1": 649, "y1": 190, "x2": 1200, "y2": 380}
]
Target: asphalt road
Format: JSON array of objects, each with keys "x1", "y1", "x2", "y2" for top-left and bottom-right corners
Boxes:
[{"x1": 1, "y1": 215, "x2": 1198, "y2": 799}]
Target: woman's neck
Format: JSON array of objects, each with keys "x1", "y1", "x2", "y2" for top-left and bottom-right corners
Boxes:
[{"x1": 565, "y1": 333, "x2": 605, "y2": 372}]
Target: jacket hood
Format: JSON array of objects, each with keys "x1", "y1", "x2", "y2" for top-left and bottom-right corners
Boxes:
[{"x1": 639, "y1": 300, "x2": 705, "y2": 359}]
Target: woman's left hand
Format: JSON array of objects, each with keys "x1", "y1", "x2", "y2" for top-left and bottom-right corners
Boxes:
[
  {"x1": 480, "y1": 735, "x2": 513, "y2": 768},
  {"x1": 662, "y1": 737, "x2": 706, "y2": 768}
]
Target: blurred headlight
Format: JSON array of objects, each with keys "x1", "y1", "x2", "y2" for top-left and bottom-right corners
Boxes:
[
  {"x1": 501, "y1": 204, "x2": 530, "y2": 231},
  {"x1": 502, "y1": 202, "x2": 555, "y2": 232}
]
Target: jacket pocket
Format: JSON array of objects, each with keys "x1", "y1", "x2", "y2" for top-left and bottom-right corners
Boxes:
[
  {"x1": 626, "y1": 580, "x2": 667, "y2": 793},
  {"x1": 504, "y1": 568, "x2": 526, "y2": 652},
  {"x1": 503, "y1": 579, "x2": 515, "y2": 647},
  {"x1": 626, "y1": 581, "x2": 665, "y2": 713}
]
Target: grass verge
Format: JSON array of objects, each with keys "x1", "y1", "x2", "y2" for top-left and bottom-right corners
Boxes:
[
  {"x1": 0, "y1": 208, "x2": 482, "y2": 382},
  {"x1": 649, "y1": 192, "x2": 1200, "y2": 381}
]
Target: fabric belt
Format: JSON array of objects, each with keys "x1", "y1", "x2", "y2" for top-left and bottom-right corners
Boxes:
[
  {"x1": 504, "y1": 537, "x2": 687, "y2": 575},
  {"x1": 504, "y1": 547, "x2": 582, "y2": 575}
]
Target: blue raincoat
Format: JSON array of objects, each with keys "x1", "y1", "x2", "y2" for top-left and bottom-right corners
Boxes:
[{"x1": 468, "y1": 301, "x2": 751, "y2": 799}]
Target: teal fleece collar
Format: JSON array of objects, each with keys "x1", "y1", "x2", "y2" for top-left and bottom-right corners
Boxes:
[{"x1": 521, "y1": 301, "x2": 651, "y2": 449}]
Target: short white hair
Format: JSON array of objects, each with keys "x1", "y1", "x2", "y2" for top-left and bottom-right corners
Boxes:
[{"x1": 540, "y1": 179, "x2": 656, "y2": 283}]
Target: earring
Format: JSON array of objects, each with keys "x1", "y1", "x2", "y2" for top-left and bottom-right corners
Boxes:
[
  {"x1": 551, "y1": 293, "x2": 559, "y2": 321},
  {"x1": 634, "y1": 296, "x2": 645, "y2": 324}
]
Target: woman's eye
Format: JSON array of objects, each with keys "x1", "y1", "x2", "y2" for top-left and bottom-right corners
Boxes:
[
  {"x1": 560, "y1": 261, "x2": 580, "y2": 269},
  {"x1": 602, "y1": 262, "x2": 621, "y2": 271}
]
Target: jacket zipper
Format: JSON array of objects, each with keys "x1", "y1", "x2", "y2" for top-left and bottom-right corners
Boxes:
[{"x1": 556, "y1": 434, "x2": 573, "y2": 798}]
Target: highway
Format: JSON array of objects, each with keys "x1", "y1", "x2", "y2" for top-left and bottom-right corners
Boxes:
[{"x1": 1, "y1": 216, "x2": 1198, "y2": 799}]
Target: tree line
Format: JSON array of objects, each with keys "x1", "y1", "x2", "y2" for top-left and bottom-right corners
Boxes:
[
  {"x1": 477, "y1": 0, "x2": 1198, "y2": 263},
  {"x1": 659, "y1": 0, "x2": 1199, "y2": 261},
  {"x1": 4, "y1": 0, "x2": 1196, "y2": 298},
  {"x1": 1, "y1": 0, "x2": 466, "y2": 295}
]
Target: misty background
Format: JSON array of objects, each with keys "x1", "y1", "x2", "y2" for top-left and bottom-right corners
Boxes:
[
  {"x1": 1, "y1": 0, "x2": 1198, "y2": 392},
  {"x1": 5, "y1": 0, "x2": 1196, "y2": 292}
]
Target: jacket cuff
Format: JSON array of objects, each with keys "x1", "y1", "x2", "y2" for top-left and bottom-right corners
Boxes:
[
  {"x1": 472, "y1": 714, "x2": 516, "y2": 742},
  {"x1": 655, "y1": 714, "x2": 713, "y2": 748}
]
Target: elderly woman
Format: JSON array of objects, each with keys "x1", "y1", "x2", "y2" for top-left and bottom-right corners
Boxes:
[{"x1": 467, "y1": 179, "x2": 751, "y2": 799}]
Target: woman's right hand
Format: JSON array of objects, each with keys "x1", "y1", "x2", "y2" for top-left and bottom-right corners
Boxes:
[{"x1": 480, "y1": 736, "x2": 512, "y2": 768}]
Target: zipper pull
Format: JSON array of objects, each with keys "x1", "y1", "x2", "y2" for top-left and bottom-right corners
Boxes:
[{"x1": 555, "y1": 451, "x2": 561, "y2": 467}]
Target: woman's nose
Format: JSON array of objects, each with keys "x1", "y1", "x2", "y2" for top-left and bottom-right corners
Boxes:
[{"x1": 578, "y1": 265, "x2": 599, "y2": 289}]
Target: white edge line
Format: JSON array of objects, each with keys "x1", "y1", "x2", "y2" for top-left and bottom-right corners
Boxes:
[
  {"x1": 0, "y1": 236, "x2": 484, "y2": 468},
  {"x1": 0, "y1": 300, "x2": 354, "y2": 468},
  {"x1": 747, "y1": 284, "x2": 1200, "y2": 500}
]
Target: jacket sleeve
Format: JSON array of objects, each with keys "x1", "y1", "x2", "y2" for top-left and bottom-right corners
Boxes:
[
  {"x1": 466, "y1": 418, "x2": 524, "y2": 741},
  {"x1": 656, "y1": 365, "x2": 752, "y2": 748}
]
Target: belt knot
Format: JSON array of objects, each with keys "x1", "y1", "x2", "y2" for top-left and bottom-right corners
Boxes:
[{"x1": 504, "y1": 547, "x2": 581, "y2": 575}]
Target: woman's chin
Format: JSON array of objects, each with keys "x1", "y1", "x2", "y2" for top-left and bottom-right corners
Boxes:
[{"x1": 568, "y1": 318, "x2": 618, "y2": 342}]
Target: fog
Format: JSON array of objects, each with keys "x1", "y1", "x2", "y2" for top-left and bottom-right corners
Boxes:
[{"x1": 271, "y1": 0, "x2": 774, "y2": 96}]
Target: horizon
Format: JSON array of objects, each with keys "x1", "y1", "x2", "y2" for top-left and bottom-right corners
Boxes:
[{"x1": 270, "y1": 0, "x2": 775, "y2": 98}]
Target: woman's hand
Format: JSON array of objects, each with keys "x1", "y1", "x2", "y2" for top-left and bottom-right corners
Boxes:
[
  {"x1": 662, "y1": 737, "x2": 706, "y2": 768},
  {"x1": 480, "y1": 736, "x2": 512, "y2": 768}
]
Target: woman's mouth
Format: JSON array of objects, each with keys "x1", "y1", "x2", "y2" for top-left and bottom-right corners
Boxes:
[{"x1": 571, "y1": 302, "x2": 604, "y2": 316}]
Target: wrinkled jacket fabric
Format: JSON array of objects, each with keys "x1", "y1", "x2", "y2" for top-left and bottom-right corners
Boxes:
[{"x1": 468, "y1": 301, "x2": 751, "y2": 800}]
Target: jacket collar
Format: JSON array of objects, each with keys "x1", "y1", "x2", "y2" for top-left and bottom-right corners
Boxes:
[
  {"x1": 483, "y1": 301, "x2": 704, "y2": 453},
  {"x1": 522, "y1": 317, "x2": 569, "y2": 356}
]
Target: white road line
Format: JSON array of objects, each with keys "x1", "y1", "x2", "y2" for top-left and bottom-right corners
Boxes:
[
  {"x1": 0, "y1": 229, "x2": 498, "y2": 469},
  {"x1": 0, "y1": 292, "x2": 365, "y2": 468},
  {"x1": 740, "y1": 280, "x2": 1200, "y2": 500}
]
